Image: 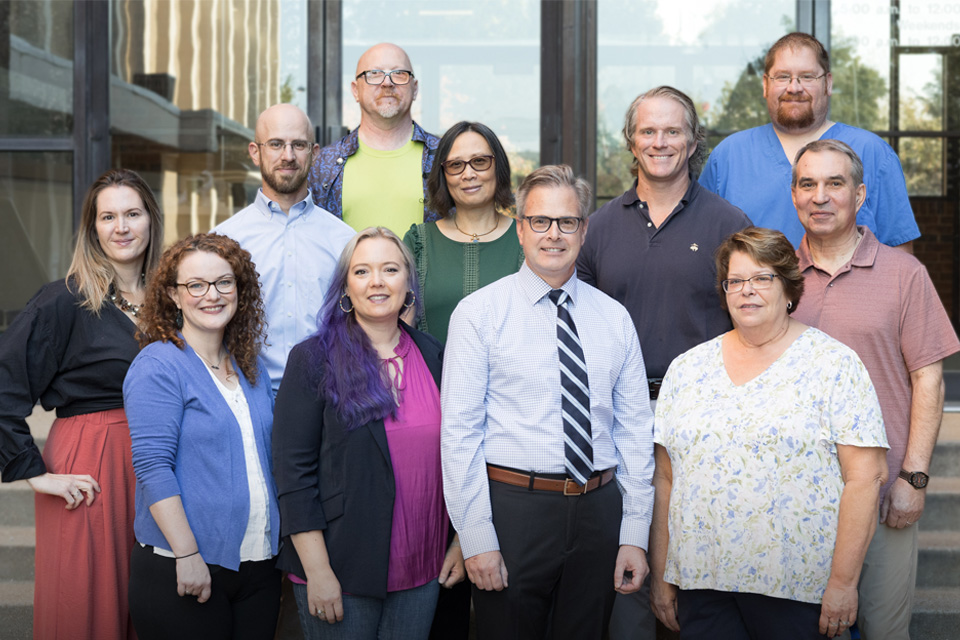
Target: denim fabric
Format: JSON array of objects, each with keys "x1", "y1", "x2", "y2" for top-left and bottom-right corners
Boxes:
[
  {"x1": 308, "y1": 122, "x2": 440, "y2": 222},
  {"x1": 293, "y1": 579, "x2": 440, "y2": 640}
]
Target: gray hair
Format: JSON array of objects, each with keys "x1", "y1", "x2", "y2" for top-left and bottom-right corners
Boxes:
[
  {"x1": 516, "y1": 165, "x2": 592, "y2": 219},
  {"x1": 792, "y1": 139, "x2": 864, "y2": 187}
]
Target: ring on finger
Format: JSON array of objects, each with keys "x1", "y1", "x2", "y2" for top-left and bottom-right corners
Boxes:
[{"x1": 318, "y1": 609, "x2": 325, "y2": 618}]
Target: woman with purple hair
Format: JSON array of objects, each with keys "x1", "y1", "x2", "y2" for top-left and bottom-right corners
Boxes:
[{"x1": 272, "y1": 227, "x2": 464, "y2": 640}]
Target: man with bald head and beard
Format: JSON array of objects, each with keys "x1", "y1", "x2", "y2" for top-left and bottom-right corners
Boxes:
[
  {"x1": 214, "y1": 103, "x2": 355, "y2": 394},
  {"x1": 309, "y1": 42, "x2": 440, "y2": 235},
  {"x1": 699, "y1": 32, "x2": 919, "y2": 250}
]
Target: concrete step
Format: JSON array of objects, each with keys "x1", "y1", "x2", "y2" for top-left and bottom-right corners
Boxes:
[
  {"x1": 931, "y1": 441, "x2": 960, "y2": 477},
  {"x1": 909, "y1": 588, "x2": 960, "y2": 640},
  {"x1": 0, "y1": 526, "x2": 34, "y2": 582},
  {"x1": 924, "y1": 477, "x2": 960, "y2": 531},
  {"x1": 0, "y1": 581, "x2": 33, "y2": 640},
  {"x1": 0, "y1": 482, "x2": 34, "y2": 527},
  {"x1": 917, "y1": 530, "x2": 960, "y2": 588}
]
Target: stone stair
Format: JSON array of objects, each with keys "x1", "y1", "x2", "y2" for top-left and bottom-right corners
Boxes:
[
  {"x1": 0, "y1": 408, "x2": 50, "y2": 640},
  {"x1": 910, "y1": 414, "x2": 960, "y2": 639}
]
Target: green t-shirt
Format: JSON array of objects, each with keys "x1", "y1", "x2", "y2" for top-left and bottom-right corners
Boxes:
[
  {"x1": 403, "y1": 219, "x2": 524, "y2": 344},
  {"x1": 342, "y1": 137, "x2": 424, "y2": 236}
]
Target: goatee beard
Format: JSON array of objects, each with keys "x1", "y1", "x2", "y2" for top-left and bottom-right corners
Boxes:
[{"x1": 776, "y1": 98, "x2": 815, "y2": 129}]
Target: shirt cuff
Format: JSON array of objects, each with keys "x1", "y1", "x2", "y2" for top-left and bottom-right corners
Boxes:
[
  {"x1": 457, "y1": 522, "x2": 500, "y2": 560},
  {"x1": 619, "y1": 516, "x2": 650, "y2": 551}
]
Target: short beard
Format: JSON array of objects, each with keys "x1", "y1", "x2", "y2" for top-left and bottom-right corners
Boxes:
[
  {"x1": 261, "y1": 162, "x2": 308, "y2": 195},
  {"x1": 775, "y1": 98, "x2": 815, "y2": 130}
]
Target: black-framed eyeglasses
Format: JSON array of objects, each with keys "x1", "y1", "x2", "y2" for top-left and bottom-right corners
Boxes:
[
  {"x1": 441, "y1": 155, "x2": 494, "y2": 175},
  {"x1": 177, "y1": 277, "x2": 237, "y2": 298},
  {"x1": 355, "y1": 69, "x2": 414, "y2": 85},
  {"x1": 520, "y1": 216, "x2": 583, "y2": 234},
  {"x1": 765, "y1": 73, "x2": 827, "y2": 87},
  {"x1": 256, "y1": 139, "x2": 311, "y2": 154},
  {"x1": 721, "y1": 273, "x2": 780, "y2": 293}
]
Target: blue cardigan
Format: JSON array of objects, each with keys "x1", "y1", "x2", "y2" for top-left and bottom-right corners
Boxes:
[{"x1": 123, "y1": 339, "x2": 279, "y2": 570}]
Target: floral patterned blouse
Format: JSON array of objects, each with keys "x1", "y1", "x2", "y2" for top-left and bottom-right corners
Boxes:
[{"x1": 654, "y1": 328, "x2": 888, "y2": 604}]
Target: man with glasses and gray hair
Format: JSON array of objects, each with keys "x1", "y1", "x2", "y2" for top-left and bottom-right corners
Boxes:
[
  {"x1": 442, "y1": 164, "x2": 655, "y2": 639},
  {"x1": 309, "y1": 42, "x2": 440, "y2": 235},
  {"x1": 578, "y1": 85, "x2": 750, "y2": 639},
  {"x1": 790, "y1": 139, "x2": 958, "y2": 639},
  {"x1": 214, "y1": 103, "x2": 355, "y2": 394},
  {"x1": 699, "y1": 32, "x2": 919, "y2": 250}
]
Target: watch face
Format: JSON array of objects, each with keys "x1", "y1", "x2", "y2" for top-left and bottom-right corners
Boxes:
[{"x1": 912, "y1": 472, "x2": 929, "y2": 489}]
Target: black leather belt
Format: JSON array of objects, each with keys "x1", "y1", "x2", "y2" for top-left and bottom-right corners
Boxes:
[{"x1": 648, "y1": 378, "x2": 663, "y2": 401}]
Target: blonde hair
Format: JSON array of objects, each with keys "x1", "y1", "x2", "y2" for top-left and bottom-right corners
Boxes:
[{"x1": 66, "y1": 169, "x2": 163, "y2": 313}]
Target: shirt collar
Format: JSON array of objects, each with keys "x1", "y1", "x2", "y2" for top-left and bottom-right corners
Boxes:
[
  {"x1": 797, "y1": 225, "x2": 879, "y2": 272},
  {"x1": 516, "y1": 262, "x2": 581, "y2": 307},
  {"x1": 254, "y1": 188, "x2": 316, "y2": 221},
  {"x1": 622, "y1": 178, "x2": 699, "y2": 211}
]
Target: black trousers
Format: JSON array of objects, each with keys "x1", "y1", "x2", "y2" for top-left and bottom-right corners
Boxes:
[
  {"x1": 677, "y1": 589, "x2": 831, "y2": 640},
  {"x1": 129, "y1": 543, "x2": 281, "y2": 640},
  {"x1": 472, "y1": 477, "x2": 622, "y2": 640}
]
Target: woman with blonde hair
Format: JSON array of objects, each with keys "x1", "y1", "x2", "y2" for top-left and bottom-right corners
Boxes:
[{"x1": 0, "y1": 168, "x2": 163, "y2": 639}]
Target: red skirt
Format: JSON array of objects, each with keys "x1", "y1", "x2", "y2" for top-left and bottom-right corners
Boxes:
[{"x1": 34, "y1": 408, "x2": 137, "y2": 640}]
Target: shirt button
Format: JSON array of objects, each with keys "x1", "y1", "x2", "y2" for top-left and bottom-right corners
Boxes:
[
  {"x1": 647, "y1": 222, "x2": 652, "y2": 228},
  {"x1": 287, "y1": 251, "x2": 293, "y2": 257},
  {"x1": 336, "y1": 157, "x2": 344, "y2": 165},
  {"x1": 287, "y1": 282, "x2": 293, "y2": 287},
  {"x1": 287, "y1": 312, "x2": 293, "y2": 317}
]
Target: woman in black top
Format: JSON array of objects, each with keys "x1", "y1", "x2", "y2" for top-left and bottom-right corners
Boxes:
[{"x1": 0, "y1": 169, "x2": 163, "y2": 640}]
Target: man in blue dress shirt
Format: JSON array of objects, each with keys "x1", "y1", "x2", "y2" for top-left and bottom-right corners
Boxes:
[
  {"x1": 214, "y1": 104, "x2": 356, "y2": 393},
  {"x1": 441, "y1": 165, "x2": 655, "y2": 640}
]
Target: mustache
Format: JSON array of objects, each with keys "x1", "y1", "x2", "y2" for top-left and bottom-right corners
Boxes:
[{"x1": 779, "y1": 95, "x2": 811, "y2": 103}]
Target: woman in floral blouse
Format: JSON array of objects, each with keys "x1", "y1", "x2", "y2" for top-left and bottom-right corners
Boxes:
[{"x1": 649, "y1": 227, "x2": 889, "y2": 640}]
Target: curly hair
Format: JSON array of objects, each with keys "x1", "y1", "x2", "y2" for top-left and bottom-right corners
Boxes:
[{"x1": 137, "y1": 233, "x2": 268, "y2": 385}]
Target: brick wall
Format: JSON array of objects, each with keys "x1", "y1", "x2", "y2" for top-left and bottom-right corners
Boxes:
[{"x1": 912, "y1": 197, "x2": 958, "y2": 328}]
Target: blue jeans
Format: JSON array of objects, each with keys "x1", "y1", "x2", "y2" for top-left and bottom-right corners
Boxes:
[{"x1": 293, "y1": 579, "x2": 439, "y2": 640}]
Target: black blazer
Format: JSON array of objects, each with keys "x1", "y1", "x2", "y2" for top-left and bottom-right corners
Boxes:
[{"x1": 272, "y1": 324, "x2": 443, "y2": 599}]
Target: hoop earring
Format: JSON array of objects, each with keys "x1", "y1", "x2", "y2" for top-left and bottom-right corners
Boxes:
[
  {"x1": 339, "y1": 293, "x2": 354, "y2": 313},
  {"x1": 403, "y1": 289, "x2": 416, "y2": 309},
  {"x1": 787, "y1": 301, "x2": 793, "y2": 311},
  {"x1": 176, "y1": 308, "x2": 184, "y2": 329}
]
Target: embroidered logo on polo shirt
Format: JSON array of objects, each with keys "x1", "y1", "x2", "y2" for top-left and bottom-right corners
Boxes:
[{"x1": 690, "y1": 243, "x2": 699, "y2": 252}]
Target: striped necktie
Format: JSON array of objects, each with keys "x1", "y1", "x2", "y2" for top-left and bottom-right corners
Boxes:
[{"x1": 549, "y1": 289, "x2": 593, "y2": 485}]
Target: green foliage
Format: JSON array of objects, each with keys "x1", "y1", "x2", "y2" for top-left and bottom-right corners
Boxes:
[{"x1": 280, "y1": 75, "x2": 295, "y2": 104}]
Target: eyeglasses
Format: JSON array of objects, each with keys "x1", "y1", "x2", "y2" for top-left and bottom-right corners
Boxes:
[
  {"x1": 765, "y1": 73, "x2": 827, "y2": 87},
  {"x1": 177, "y1": 277, "x2": 237, "y2": 298},
  {"x1": 441, "y1": 155, "x2": 494, "y2": 175},
  {"x1": 520, "y1": 216, "x2": 583, "y2": 234},
  {"x1": 355, "y1": 69, "x2": 414, "y2": 85},
  {"x1": 256, "y1": 139, "x2": 312, "y2": 154},
  {"x1": 721, "y1": 273, "x2": 780, "y2": 293}
]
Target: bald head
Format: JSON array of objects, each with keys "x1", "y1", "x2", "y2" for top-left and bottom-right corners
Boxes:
[
  {"x1": 355, "y1": 43, "x2": 413, "y2": 77},
  {"x1": 255, "y1": 104, "x2": 314, "y2": 144}
]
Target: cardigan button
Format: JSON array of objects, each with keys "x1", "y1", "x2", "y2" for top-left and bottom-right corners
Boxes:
[{"x1": 336, "y1": 157, "x2": 344, "y2": 165}]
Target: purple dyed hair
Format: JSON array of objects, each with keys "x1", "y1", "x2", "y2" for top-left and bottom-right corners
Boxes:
[{"x1": 307, "y1": 227, "x2": 421, "y2": 431}]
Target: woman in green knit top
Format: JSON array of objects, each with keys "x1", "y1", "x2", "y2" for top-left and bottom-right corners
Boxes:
[{"x1": 403, "y1": 121, "x2": 523, "y2": 345}]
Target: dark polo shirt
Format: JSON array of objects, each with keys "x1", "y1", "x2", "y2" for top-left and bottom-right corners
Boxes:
[{"x1": 577, "y1": 179, "x2": 751, "y2": 378}]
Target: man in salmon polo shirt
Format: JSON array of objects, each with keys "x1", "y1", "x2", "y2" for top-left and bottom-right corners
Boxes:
[
  {"x1": 791, "y1": 139, "x2": 959, "y2": 639},
  {"x1": 309, "y1": 42, "x2": 440, "y2": 236}
]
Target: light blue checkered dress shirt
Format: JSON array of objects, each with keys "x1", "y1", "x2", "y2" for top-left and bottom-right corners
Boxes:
[{"x1": 441, "y1": 263, "x2": 655, "y2": 560}]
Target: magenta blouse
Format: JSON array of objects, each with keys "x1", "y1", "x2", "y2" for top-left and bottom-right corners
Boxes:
[{"x1": 381, "y1": 328, "x2": 447, "y2": 591}]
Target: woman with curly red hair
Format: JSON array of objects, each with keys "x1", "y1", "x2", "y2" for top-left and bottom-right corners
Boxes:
[{"x1": 123, "y1": 233, "x2": 281, "y2": 639}]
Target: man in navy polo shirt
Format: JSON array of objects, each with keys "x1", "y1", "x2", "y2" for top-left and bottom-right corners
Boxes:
[{"x1": 577, "y1": 85, "x2": 751, "y2": 640}]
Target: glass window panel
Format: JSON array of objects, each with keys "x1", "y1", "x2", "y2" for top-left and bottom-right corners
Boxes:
[
  {"x1": 830, "y1": 1, "x2": 894, "y2": 131},
  {"x1": 109, "y1": 0, "x2": 308, "y2": 241},
  {"x1": 342, "y1": 0, "x2": 540, "y2": 188},
  {"x1": 899, "y1": 54, "x2": 942, "y2": 132},
  {"x1": 597, "y1": 0, "x2": 794, "y2": 202},
  {"x1": 899, "y1": 0, "x2": 960, "y2": 47},
  {"x1": 0, "y1": 151, "x2": 73, "y2": 328},
  {"x1": 0, "y1": 0, "x2": 74, "y2": 137},
  {"x1": 899, "y1": 136, "x2": 943, "y2": 196}
]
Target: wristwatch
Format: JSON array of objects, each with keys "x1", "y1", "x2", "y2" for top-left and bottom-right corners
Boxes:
[{"x1": 898, "y1": 469, "x2": 929, "y2": 489}]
